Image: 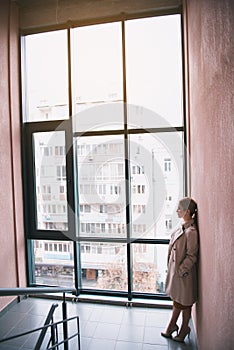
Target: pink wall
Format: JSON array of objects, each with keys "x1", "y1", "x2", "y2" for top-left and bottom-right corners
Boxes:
[
  {"x1": 185, "y1": 0, "x2": 234, "y2": 349},
  {"x1": 18, "y1": 0, "x2": 181, "y2": 30},
  {"x1": 0, "y1": 0, "x2": 26, "y2": 312},
  {"x1": 0, "y1": 2, "x2": 233, "y2": 346}
]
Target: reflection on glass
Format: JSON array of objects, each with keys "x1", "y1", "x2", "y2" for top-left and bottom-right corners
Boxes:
[
  {"x1": 33, "y1": 131, "x2": 68, "y2": 231},
  {"x1": 33, "y1": 240, "x2": 74, "y2": 287},
  {"x1": 76, "y1": 135, "x2": 126, "y2": 238},
  {"x1": 132, "y1": 244, "x2": 168, "y2": 294},
  {"x1": 24, "y1": 30, "x2": 69, "y2": 122},
  {"x1": 71, "y1": 22, "x2": 124, "y2": 131},
  {"x1": 125, "y1": 15, "x2": 183, "y2": 128},
  {"x1": 129, "y1": 132, "x2": 184, "y2": 239},
  {"x1": 80, "y1": 242, "x2": 127, "y2": 291}
]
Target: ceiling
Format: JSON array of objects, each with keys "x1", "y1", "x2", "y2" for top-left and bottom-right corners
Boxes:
[{"x1": 16, "y1": 0, "x2": 182, "y2": 31}]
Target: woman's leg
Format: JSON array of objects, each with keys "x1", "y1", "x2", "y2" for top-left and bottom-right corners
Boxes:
[
  {"x1": 161, "y1": 306, "x2": 181, "y2": 337},
  {"x1": 174, "y1": 306, "x2": 192, "y2": 340},
  {"x1": 180, "y1": 306, "x2": 191, "y2": 332},
  {"x1": 167, "y1": 306, "x2": 181, "y2": 329}
]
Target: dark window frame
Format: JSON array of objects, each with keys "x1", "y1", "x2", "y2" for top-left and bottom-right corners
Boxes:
[{"x1": 21, "y1": 7, "x2": 187, "y2": 301}]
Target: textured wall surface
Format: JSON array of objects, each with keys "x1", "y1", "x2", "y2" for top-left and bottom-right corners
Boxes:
[
  {"x1": 0, "y1": 0, "x2": 26, "y2": 312},
  {"x1": 185, "y1": 0, "x2": 234, "y2": 349},
  {"x1": 18, "y1": 0, "x2": 182, "y2": 30},
  {"x1": 0, "y1": 4, "x2": 233, "y2": 346}
]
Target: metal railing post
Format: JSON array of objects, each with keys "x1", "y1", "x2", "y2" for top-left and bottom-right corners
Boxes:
[
  {"x1": 50, "y1": 317, "x2": 58, "y2": 350},
  {"x1": 0, "y1": 287, "x2": 78, "y2": 349},
  {"x1": 77, "y1": 316, "x2": 81, "y2": 349},
  {"x1": 34, "y1": 304, "x2": 58, "y2": 350},
  {"x1": 62, "y1": 292, "x2": 69, "y2": 350}
]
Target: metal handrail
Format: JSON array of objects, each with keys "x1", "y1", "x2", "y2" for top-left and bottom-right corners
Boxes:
[
  {"x1": 0, "y1": 287, "x2": 79, "y2": 350},
  {"x1": 0, "y1": 287, "x2": 77, "y2": 296},
  {"x1": 35, "y1": 303, "x2": 59, "y2": 350},
  {"x1": 0, "y1": 315, "x2": 80, "y2": 349}
]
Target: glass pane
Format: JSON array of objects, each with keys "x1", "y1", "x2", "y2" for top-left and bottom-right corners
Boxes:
[
  {"x1": 80, "y1": 242, "x2": 127, "y2": 291},
  {"x1": 132, "y1": 244, "x2": 168, "y2": 294},
  {"x1": 129, "y1": 132, "x2": 184, "y2": 239},
  {"x1": 33, "y1": 131, "x2": 68, "y2": 231},
  {"x1": 125, "y1": 15, "x2": 183, "y2": 128},
  {"x1": 76, "y1": 135, "x2": 126, "y2": 238},
  {"x1": 23, "y1": 30, "x2": 69, "y2": 122},
  {"x1": 33, "y1": 240, "x2": 74, "y2": 287},
  {"x1": 71, "y1": 22, "x2": 124, "y2": 131}
]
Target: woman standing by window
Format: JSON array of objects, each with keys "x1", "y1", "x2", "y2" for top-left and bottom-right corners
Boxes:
[{"x1": 161, "y1": 197, "x2": 199, "y2": 342}]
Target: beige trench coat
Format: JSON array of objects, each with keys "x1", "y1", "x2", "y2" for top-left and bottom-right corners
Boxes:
[{"x1": 165, "y1": 219, "x2": 199, "y2": 306}]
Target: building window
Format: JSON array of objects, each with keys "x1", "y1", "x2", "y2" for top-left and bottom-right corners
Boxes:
[
  {"x1": 57, "y1": 165, "x2": 66, "y2": 180},
  {"x1": 164, "y1": 158, "x2": 172, "y2": 172},
  {"x1": 165, "y1": 217, "x2": 173, "y2": 230}
]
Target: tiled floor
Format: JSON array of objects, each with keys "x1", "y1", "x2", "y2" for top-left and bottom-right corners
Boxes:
[{"x1": 0, "y1": 297, "x2": 198, "y2": 350}]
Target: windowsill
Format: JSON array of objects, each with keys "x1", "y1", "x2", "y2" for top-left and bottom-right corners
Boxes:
[
  {"x1": 77, "y1": 294, "x2": 173, "y2": 308},
  {"x1": 29, "y1": 292, "x2": 173, "y2": 309}
]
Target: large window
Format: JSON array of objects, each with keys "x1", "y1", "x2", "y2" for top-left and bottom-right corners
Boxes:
[
  {"x1": 22, "y1": 30, "x2": 69, "y2": 122},
  {"x1": 22, "y1": 12, "x2": 185, "y2": 298},
  {"x1": 71, "y1": 22, "x2": 124, "y2": 131},
  {"x1": 33, "y1": 131, "x2": 68, "y2": 231},
  {"x1": 125, "y1": 15, "x2": 183, "y2": 129}
]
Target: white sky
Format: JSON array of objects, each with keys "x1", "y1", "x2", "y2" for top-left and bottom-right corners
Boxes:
[{"x1": 25, "y1": 14, "x2": 183, "y2": 126}]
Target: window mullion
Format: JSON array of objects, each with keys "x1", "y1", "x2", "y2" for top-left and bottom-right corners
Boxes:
[
  {"x1": 67, "y1": 28, "x2": 73, "y2": 119},
  {"x1": 122, "y1": 20, "x2": 133, "y2": 301}
]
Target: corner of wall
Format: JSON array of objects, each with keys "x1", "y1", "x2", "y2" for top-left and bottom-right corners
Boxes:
[{"x1": 0, "y1": 0, "x2": 27, "y2": 312}]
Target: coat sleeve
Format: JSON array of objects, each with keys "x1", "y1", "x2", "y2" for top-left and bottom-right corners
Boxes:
[
  {"x1": 167, "y1": 229, "x2": 177, "y2": 265},
  {"x1": 178, "y1": 228, "x2": 198, "y2": 277}
]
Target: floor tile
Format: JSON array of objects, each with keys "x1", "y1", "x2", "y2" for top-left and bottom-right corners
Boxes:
[
  {"x1": 68, "y1": 302, "x2": 93, "y2": 318},
  {"x1": 115, "y1": 340, "x2": 143, "y2": 350},
  {"x1": 145, "y1": 312, "x2": 170, "y2": 327},
  {"x1": 80, "y1": 336, "x2": 91, "y2": 350},
  {"x1": 0, "y1": 328, "x2": 30, "y2": 349},
  {"x1": 81, "y1": 321, "x2": 98, "y2": 337},
  {"x1": 15, "y1": 314, "x2": 45, "y2": 332},
  {"x1": 99, "y1": 307, "x2": 124, "y2": 324},
  {"x1": 9, "y1": 300, "x2": 34, "y2": 314},
  {"x1": 122, "y1": 310, "x2": 146, "y2": 326},
  {"x1": 169, "y1": 336, "x2": 197, "y2": 350},
  {"x1": 0, "y1": 344, "x2": 20, "y2": 350},
  {"x1": 144, "y1": 326, "x2": 170, "y2": 346},
  {"x1": 88, "y1": 338, "x2": 116, "y2": 350},
  {"x1": 0, "y1": 313, "x2": 24, "y2": 338},
  {"x1": 23, "y1": 331, "x2": 51, "y2": 349},
  {"x1": 89, "y1": 308, "x2": 104, "y2": 322},
  {"x1": 118, "y1": 324, "x2": 144, "y2": 342},
  {"x1": 93, "y1": 322, "x2": 120, "y2": 340},
  {"x1": 30, "y1": 300, "x2": 60, "y2": 317},
  {"x1": 142, "y1": 344, "x2": 168, "y2": 350}
]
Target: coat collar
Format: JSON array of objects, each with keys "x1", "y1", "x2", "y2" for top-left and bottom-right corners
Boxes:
[
  {"x1": 171, "y1": 219, "x2": 194, "y2": 245},
  {"x1": 182, "y1": 219, "x2": 194, "y2": 230}
]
